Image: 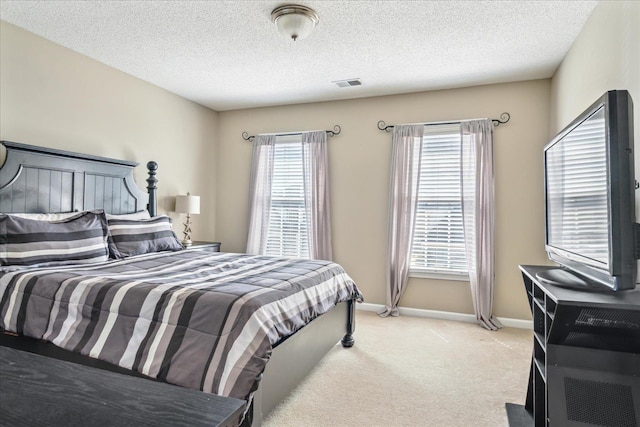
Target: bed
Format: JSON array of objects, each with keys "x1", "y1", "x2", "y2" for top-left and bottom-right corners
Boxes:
[{"x1": 0, "y1": 140, "x2": 362, "y2": 426}]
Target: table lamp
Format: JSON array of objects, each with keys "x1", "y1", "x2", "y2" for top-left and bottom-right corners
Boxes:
[{"x1": 175, "y1": 192, "x2": 200, "y2": 246}]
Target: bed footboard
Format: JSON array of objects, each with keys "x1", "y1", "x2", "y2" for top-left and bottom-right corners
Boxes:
[{"x1": 249, "y1": 299, "x2": 355, "y2": 426}]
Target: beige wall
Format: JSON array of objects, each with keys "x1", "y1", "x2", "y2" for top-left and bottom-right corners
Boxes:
[
  {"x1": 550, "y1": 0, "x2": 640, "y2": 265},
  {"x1": 0, "y1": 21, "x2": 219, "y2": 240},
  {"x1": 218, "y1": 80, "x2": 551, "y2": 320},
  {"x1": 550, "y1": 1, "x2": 639, "y2": 136}
]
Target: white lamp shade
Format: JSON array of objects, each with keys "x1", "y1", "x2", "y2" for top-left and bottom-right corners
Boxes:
[
  {"x1": 175, "y1": 194, "x2": 200, "y2": 215},
  {"x1": 275, "y1": 13, "x2": 315, "y2": 40}
]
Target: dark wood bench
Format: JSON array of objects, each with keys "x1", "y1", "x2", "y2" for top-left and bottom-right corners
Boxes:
[{"x1": 0, "y1": 346, "x2": 245, "y2": 427}]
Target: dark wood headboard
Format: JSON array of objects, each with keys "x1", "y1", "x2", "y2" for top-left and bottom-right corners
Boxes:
[{"x1": 0, "y1": 141, "x2": 157, "y2": 216}]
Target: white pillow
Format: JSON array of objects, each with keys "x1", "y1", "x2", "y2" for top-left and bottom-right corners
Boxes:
[
  {"x1": 8, "y1": 210, "x2": 151, "y2": 221},
  {"x1": 8, "y1": 212, "x2": 79, "y2": 221},
  {"x1": 105, "y1": 210, "x2": 151, "y2": 220}
]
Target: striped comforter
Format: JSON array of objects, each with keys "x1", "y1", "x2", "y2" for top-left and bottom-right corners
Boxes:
[{"x1": 0, "y1": 249, "x2": 362, "y2": 401}]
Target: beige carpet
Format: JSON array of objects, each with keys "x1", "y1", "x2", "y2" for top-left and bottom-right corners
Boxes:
[{"x1": 263, "y1": 311, "x2": 532, "y2": 427}]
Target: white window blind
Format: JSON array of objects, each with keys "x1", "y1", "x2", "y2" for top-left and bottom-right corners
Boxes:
[
  {"x1": 410, "y1": 123, "x2": 468, "y2": 275},
  {"x1": 546, "y1": 107, "x2": 608, "y2": 266},
  {"x1": 264, "y1": 137, "x2": 311, "y2": 258}
]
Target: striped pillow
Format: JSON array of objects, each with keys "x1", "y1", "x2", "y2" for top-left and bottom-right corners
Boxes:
[
  {"x1": 107, "y1": 215, "x2": 183, "y2": 259},
  {"x1": 0, "y1": 211, "x2": 110, "y2": 266}
]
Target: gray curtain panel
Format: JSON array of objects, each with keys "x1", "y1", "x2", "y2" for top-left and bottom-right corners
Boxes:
[
  {"x1": 379, "y1": 124, "x2": 424, "y2": 317},
  {"x1": 246, "y1": 134, "x2": 276, "y2": 255},
  {"x1": 302, "y1": 130, "x2": 333, "y2": 261},
  {"x1": 461, "y1": 119, "x2": 502, "y2": 330},
  {"x1": 246, "y1": 131, "x2": 333, "y2": 260}
]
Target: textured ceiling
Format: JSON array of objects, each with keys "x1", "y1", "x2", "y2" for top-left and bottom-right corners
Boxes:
[{"x1": 0, "y1": 0, "x2": 598, "y2": 111}]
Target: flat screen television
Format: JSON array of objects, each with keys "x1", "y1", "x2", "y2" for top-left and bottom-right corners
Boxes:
[{"x1": 537, "y1": 90, "x2": 637, "y2": 292}]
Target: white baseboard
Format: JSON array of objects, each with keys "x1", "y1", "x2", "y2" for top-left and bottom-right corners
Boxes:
[{"x1": 356, "y1": 302, "x2": 532, "y2": 329}]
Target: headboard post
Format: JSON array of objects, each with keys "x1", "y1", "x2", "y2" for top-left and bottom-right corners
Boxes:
[{"x1": 146, "y1": 161, "x2": 158, "y2": 217}]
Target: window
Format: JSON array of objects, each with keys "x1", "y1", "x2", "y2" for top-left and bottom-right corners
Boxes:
[
  {"x1": 264, "y1": 136, "x2": 310, "y2": 258},
  {"x1": 247, "y1": 130, "x2": 331, "y2": 260},
  {"x1": 410, "y1": 123, "x2": 468, "y2": 277}
]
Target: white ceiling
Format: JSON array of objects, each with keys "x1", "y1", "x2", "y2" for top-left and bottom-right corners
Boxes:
[{"x1": 0, "y1": 0, "x2": 598, "y2": 111}]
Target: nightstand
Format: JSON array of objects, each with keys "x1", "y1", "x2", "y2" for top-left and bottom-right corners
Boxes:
[{"x1": 186, "y1": 241, "x2": 221, "y2": 252}]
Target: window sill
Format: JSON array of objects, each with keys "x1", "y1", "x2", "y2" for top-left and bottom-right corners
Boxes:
[{"x1": 409, "y1": 270, "x2": 469, "y2": 282}]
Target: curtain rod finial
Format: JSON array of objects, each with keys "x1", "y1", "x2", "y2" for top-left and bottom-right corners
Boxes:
[
  {"x1": 328, "y1": 125, "x2": 341, "y2": 137},
  {"x1": 377, "y1": 121, "x2": 393, "y2": 132},
  {"x1": 492, "y1": 112, "x2": 510, "y2": 127}
]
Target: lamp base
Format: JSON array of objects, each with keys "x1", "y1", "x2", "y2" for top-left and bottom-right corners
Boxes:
[{"x1": 182, "y1": 214, "x2": 193, "y2": 247}]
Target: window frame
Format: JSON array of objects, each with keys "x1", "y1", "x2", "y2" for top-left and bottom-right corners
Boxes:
[
  {"x1": 263, "y1": 134, "x2": 311, "y2": 259},
  {"x1": 408, "y1": 123, "x2": 469, "y2": 281}
]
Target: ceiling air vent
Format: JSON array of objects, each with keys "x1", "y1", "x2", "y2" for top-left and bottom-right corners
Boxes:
[{"x1": 333, "y1": 78, "x2": 362, "y2": 88}]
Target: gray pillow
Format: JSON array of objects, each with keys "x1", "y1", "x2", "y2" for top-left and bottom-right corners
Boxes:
[
  {"x1": 0, "y1": 211, "x2": 110, "y2": 266},
  {"x1": 107, "y1": 215, "x2": 183, "y2": 259}
]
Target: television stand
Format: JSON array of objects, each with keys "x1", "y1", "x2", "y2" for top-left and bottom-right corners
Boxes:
[{"x1": 519, "y1": 265, "x2": 640, "y2": 427}]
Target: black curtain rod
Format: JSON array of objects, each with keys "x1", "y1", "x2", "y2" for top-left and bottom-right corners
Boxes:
[
  {"x1": 242, "y1": 125, "x2": 342, "y2": 142},
  {"x1": 377, "y1": 113, "x2": 511, "y2": 132}
]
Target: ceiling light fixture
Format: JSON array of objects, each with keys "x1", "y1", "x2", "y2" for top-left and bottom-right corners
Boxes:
[{"x1": 271, "y1": 4, "x2": 319, "y2": 41}]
